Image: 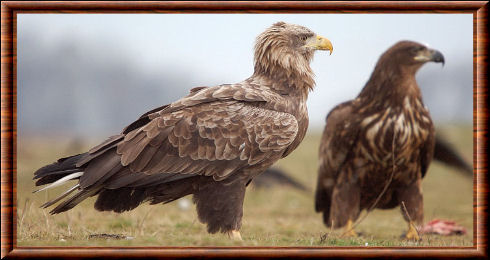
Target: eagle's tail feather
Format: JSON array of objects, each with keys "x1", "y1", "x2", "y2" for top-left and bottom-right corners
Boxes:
[
  {"x1": 40, "y1": 184, "x2": 80, "y2": 208},
  {"x1": 33, "y1": 172, "x2": 83, "y2": 193},
  {"x1": 33, "y1": 152, "x2": 101, "y2": 214},
  {"x1": 33, "y1": 153, "x2": 87, "y2": 179},
  {"x1": 33, "y1": 153, "x2": 89, "y2": 189},
  {"x1": 50, "y1": 187, "x2": 101, "y2": 214},
  {"x1": 34, "y1": 145, "x2": 198, "y2": 214}
]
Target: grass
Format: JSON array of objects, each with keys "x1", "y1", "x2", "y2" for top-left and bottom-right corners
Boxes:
[{"x1": 16, "y1": 125, "x2": 473, "y2": 247}]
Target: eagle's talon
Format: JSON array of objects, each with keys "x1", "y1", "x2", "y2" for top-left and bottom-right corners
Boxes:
[
  {"x1": 404, "y1": 222, "x2": 421, "y2": 241},
  {"x1": 403, "y1": 232, "x2": 422, "y2": 241},
  {"x1": 341, "y1": 219, "x2": 358, "y2": 238},
  {"x1": 342, "y1": 230, "x2": 358, "y2": 238}
]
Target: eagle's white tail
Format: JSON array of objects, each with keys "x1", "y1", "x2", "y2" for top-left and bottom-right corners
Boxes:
[{"x1": 33, "y1": 172, "x2": 83, "y2": 193}]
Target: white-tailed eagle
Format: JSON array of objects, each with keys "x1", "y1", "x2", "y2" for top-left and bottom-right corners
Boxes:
[{"x1": 34, "y1": 22, "x2": 333, "y2": 240}]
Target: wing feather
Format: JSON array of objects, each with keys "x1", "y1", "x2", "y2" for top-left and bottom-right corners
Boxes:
[
  {"x1": 420, "y1": 124, "x2": 435, "y2": 178},
  {"x1": 50, "y1": 83, "x2": 298, "y2": 206},
  {"x1": 117, "y1": 99, "x2": 298, "y2": 181},
  {"x1": 315, "y1": 101, "x2": 359, "y2": 213}
]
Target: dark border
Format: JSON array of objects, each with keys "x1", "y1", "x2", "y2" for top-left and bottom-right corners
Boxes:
[{"x1": 1, "y1": 1, "x2": 488, "y2": 258}]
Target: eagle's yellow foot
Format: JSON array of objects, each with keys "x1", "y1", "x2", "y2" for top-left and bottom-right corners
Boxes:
[
  {"x1": 341, "y1": 219, "x2": 358, "y2": 238},
  {"x1": 404, "y1": 221, "x2": 421, "y2": 241},
  {"x1": 227, "y1": 230, "x2": 243, "y2": 241}
]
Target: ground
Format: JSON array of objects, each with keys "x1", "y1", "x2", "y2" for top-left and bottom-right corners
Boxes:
[{"x1": 16, "y1": 124, "x2": 473, "y2": 247}]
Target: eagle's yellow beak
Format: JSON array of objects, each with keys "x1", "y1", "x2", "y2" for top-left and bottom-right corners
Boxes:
[{"x1": 307, "y1": 35, "x2": 333, "y2": 55}]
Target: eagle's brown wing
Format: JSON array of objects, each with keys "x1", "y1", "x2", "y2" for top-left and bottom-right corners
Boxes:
[
  {"x1": 75, "y1": 84, "x2": 299, "y2": 190},
  {"x1": 37, "y1": 84, "x2": 300, "y2": 214},
  {"x1": 314, "y1": 100, "x2": 360, "y2": 216},
  {"x1": 420, "y1": 123, "x2": 435, "y2": 178}
]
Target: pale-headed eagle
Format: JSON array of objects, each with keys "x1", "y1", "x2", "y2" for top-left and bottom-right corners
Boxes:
[
  {"x1": 34, "y1": 22, "x2": 333, "y2": 240},
  {"x1": 315, "y1": 41, "x2": 444, "y2": 240}
]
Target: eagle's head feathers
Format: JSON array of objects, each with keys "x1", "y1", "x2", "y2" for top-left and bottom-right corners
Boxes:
[
  {"x1": 377, "y1": 41, "x2": 445, "y2": 73},
  {"x1": 253, "y1": 22, "x2": 333, "y2": 91},
  {"x1": 358, "y1": 40, "x2": 445, "y2": 103}
]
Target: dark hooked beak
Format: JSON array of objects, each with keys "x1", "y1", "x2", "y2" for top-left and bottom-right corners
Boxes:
[
  {"x1": 430, "y1": 49, "x2": 445, "y2": 66},
  {"x1": 414, "y1": 48, "x2": 445, "y2": 67}
]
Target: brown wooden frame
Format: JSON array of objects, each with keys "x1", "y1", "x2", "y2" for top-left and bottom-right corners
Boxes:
[{"x1": 1, "y1": 1, "x2": 488, "y2": 258}]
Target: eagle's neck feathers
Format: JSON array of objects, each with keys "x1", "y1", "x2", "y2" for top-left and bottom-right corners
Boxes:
[
  {"x1": 358, "y1": 60, "x2": 424, "y2": 111},
  {"x1": 251, "y1": 33, "x2": 315, "y2": 96}
]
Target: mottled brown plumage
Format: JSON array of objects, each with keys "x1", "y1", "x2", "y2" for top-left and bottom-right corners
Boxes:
[
  {"x1": 34, "y1": 22, "x2": 332, "y2": 237},
  {"x1": 315, "y1": 41, "x2": 444, "y2": 239}
]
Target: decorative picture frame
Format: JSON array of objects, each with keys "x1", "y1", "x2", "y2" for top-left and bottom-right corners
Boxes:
[{"x1": 1, "y1": 1, "x2": 487, "y2": 258}]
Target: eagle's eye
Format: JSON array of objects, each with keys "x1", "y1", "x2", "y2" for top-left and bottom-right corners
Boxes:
[
  {"x1": 300, "y1": 35, "x2": 308, "y2": 41},
  {"x1": 411, "y1": 45, "x2": 425, "y2": 54}
]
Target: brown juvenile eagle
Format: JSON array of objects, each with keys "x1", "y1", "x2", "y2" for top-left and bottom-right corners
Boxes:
[
  {"x1": 315, "y1": 41, "x2": 444, "y2": 240},
  {"x1": 33, "y1": 22, "x2": 333, "y2": 240}
]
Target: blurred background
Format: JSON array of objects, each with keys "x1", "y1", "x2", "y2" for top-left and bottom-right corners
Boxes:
[
  {"x1": 16, "y1": 14, "x2": 473, "y2": 246},
  {"x1": 17, "y1": 13, "x2": 472, "y2": 138}
]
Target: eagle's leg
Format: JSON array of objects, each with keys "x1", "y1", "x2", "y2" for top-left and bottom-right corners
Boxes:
[
  {"x1": 405, "y1": 221, "x2": 420, "y2": 241},
  {"x1": 193, "y1": 177, "x2": 247, "y2": 239},
  {"x1": 226, "y1": 230, "x2": 243, "y2": 241},
  {"x1": 398, "y1": 179, "x2": 423, "y2": 241},
  {"x1": 329, "y1": 170, "x2": 361, "y2": 237},
  {"x1": 342, "y1": 219, "x2": 358, "y2": 238}
]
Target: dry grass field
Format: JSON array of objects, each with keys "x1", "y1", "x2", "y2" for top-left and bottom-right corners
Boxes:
[{"x1": 16, "y1": 125, "x2": 473, "y2": 247}]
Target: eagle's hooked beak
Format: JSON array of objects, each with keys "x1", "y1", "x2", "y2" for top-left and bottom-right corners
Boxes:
[
  {"x1": 414, "y1": 48, "x2": 445, "y2": 66},
  {"x1": 430, "y1": 49, "x2": 445, "y2": 66},
  {"x1": 307, "y1": 35, "x2": 333, "y2": 55}
]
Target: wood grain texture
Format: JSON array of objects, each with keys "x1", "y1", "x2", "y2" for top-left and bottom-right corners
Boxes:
[
  {"x1": 0, "y1": 1, "x2": 486, "y2": 13},
  {"x1": 1, "y1": 2, "x2": 14, "y2": 259},
  {"x1": 3, "y1": 247, "x2": 487, "y2": 258},
  {"x1": 475, "y1": 1, "x2": 489, "y2": 255},
  {"x1": 1, "y1": 1, "x2": 488, "y2": 258}
]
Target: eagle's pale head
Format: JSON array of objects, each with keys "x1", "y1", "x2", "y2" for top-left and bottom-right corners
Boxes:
[{"x1": 253, "y1": 22, "x2": 333, "y2": 91}]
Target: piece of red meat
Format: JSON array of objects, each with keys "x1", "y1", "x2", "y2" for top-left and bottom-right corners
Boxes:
[{"x1": 420, "y1": 219, "x2": 467, "y2": 235}]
